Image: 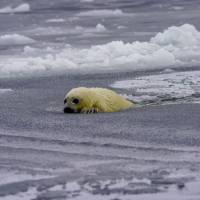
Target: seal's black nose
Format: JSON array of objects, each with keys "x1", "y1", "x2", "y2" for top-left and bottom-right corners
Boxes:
[{"x1": 64, "y1": 107, "x2": 75, "y2": 113}]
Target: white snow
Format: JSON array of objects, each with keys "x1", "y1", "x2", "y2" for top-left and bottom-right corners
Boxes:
[
  {"x1": 46, "y1": 18, "x2": 66, "y2": 23},
  {"x1": 1, "y1": 182, "x2": 200, "y2": 200},
  {"x1": 117, "y1": 25, "x2": 127, "y2": 29},
  {"x1": 24, "y1": 24, "x2": 107, "y2": 37},
  {"x1": 95, "y1": 23, "x2": 107, "y2": 32},
  {"x1": 111, "y1": 70, "x2": 200, "y2": 103},
  {"x1": 0, "y1": 171, "x2": 48, "y2": 185},
  {"x1": 66, "y1": 182, "x2": 81, "y2": 191},
  {"x1": 66, "y1": 180, "x2": 200, "y2": 200},
  {"x1": 77, "y1": 9, "x2": 128, "y2": 17},
  {"x1": 0, "y1": 34, "x2": 35, "y2": 46},
  {"x1": 151, "y1": 24, "x2": 200, "y2": 47},
  {"x1": 0, "y1": 3, "x2": 30, "y2": 14},
  {"x1": 75, "y1": 24, "x2": 107, "y2": 33},
  {"x1": 0, "y1": 188, "x2": 38, "y2": 200},
  {"x1": 24, "y1": 26, "x2": 68, "y2": 36},
  {"x1": 172, "y1": 6, "x2": 184, "y2": 10},
  {"x1": 80, "y1": 0, "x2": 94, "y2": 2},
  {"x1": 108, "y1": 178, "x2": 151, "y2": 190},
  {"x1": 1, "y1": 24, "x2": 200, "y2": 78},
  {"x1": 1, "y1": 175, "x2": 199, "y2": 200},
  {"x1": 0, "y1": 89, "x2": 12, "y2": 94},
  {"x1": 0, "y1": 171, "x2": 53, "y2": 200}
]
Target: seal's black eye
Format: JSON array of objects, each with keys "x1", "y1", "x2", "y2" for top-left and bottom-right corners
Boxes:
[
  {"x1": 72, "y1": 98, "x2": 79, "y2": 104},
  {"x1": 64, "y1": 99, "x2": 67, "y2": 104}
]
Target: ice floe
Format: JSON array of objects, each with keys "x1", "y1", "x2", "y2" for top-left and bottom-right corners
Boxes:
[
  {"x1": 80, "y1": 0, "x2": 95, "y2": 2},
  {"x1": 77, "y1": 9, "x2": 128, "y2": 17},
  {"x1": 23, "y1": 23, "x2": 107, "y2": 37},
  {"x1": 151, "y1": 24, "x2": 200, "y2": 47},
  {"x1": 0, "y1": 24, "x2": 200, "y2": 77},
  {"x1": 75, "y1": 23, "x2": 107, "y2": 33},
  {"x1": 2, "y1": 178, "x2": 199, "y2": 200},
  {"x1": 0, "y1": 171, "x2": 48, "y2": 186},
  {"x1": 111, "y1": 70, "x2": 200, "y2": 103},
  {"x1": 0, "y1": 34, "x2": 35, "y2": 46},
  {"x1": 0, "y1": 3, "x2": 30, "y2": 14},
  {"x1": 0, "y1": 89, "x2": 12, "y2": 94},
  {"x1": 46, "y1": 18, "x2": 66, "y2": 23},
  {"x1": 95, "y1": 23, "x2": 107, "y2": 32},
  {"x1": 0, "y1": 188, "x2": 38, "y2": 200}
]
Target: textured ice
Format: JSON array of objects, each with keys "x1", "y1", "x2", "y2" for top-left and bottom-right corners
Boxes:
[
  {"x1": 0, "y1": 24, "x2": 200, "y2": 77},
  {"x1": 0, "y1": 171, "x2": 49, "y2": 186},
  {"x1": 80, "y1": 0, "x2": 95, "y2": 2},
  {"x1": 111, "y1": 70, "x2": 200, "y2": 103},
  {"x1": 46, "y1": 18, "x2": 66, "y2": 23},
  {"x1": 0, "y1": 34, "x2": 35, "y2": 46},
  {"x1": 151, "y1": 24, "x2": 200, "y2": 47},
  {"x1": 171, "y1": 6, "x2": 184, "y2": 10},
  {"x1": 0, "y1": 89, "x2": 12, "y2": 94},
  {"x1": 67, "y1": 181, "x2": 200, "y2": 200},
  {"x1": 75, "y1": 24, "x2": 107, "y2": 33},
  {"x1": 24, "y1": 23, "x2": 107, "y2": 37},
  {"x1": 95, "y1": 24, "x2": 107, "y2": 32},
  {"x1": 0, "y1": 188, "x2": 37, "y2": 200},
  {"x1": 76, "y1": 9, "x2": 127, "y2": 17},
  {"x1": 0, "y1": 171, "x2": 52, "y2": 200},
  {"x1": 0, "y1": 3, "x2": 30, "y2": 14},
  {"x1": 1, "y1": 178, "x2": 199, "y2": 200}
]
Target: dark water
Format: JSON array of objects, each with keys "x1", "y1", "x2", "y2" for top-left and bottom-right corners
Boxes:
[{"x1": 0, "y1": 0, "x2": 200, "y2": 199}]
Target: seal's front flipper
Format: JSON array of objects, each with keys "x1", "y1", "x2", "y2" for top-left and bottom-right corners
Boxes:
[{"x1": 81, "y1": 107, "x2": 99, "y2": 114}]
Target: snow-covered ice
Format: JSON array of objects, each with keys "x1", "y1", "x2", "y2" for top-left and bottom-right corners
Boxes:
[
  {"x1": 0, "y1": 24, "x2": 200, "y2": 78},
  {"x1": 0, "y1": 88, "x2": 12, "y2": 94},
  {"x1": 76, "y1": 9, "x2": 128, "y2": 17},
  {"x1": 46, "y1": 18, "x2": 66, "y2": 23},
  {"x1": 0, "y1": 171, "x2": 49, "y2": 186},
  {"x1": 80, "y1": 0, "x2": 95, "y2": 2},
  {"x1": 111, "y1": 70, "x2": 200, "y2": 103},
  {"x1": 0, "y1": 34, "x2": 35, "y2": 46},
  {"x1": 151, "y1": 24, "x2": 200, "y2": 47},
  {"x1": 0, "y1": 3, "x2": 30, "y2": 14},
  {"x1": 95, "y1": 24, "x2": 107, "y2": 32},
  {"x1": 0, "y1": 188, "x2": 37, "y2": 200},
  {"x1": 2, "y1": 178, "x2": 199, "y2": 200},
  {"x1": 23, "y1": 23, "x2": 107, "y2": 38},
  {"x1": 0, "y1": 0, "x2": 200, "y2": 199},
  {"x1": 75, "y1": 24, "x2": 107, "y2": 33}
]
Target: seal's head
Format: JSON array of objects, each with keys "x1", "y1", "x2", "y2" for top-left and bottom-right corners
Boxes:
[
  {"x1": 64, "y1": 87, "x2": 95, "y2": 113},
  {"x1": 64, "y1": 87, "x2": 134, "y2": 114}
]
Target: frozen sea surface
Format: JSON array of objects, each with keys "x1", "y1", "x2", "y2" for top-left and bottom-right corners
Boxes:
[
  {"x1": 112, "y1": 70, "x2": 200, "y2": 104},
  {"x1": 0, "y1": 73, "x2": 200, "y2": 200},
  {"x1": 0, "y1": 0, "x2": 200, "y2": 199},
  {"x1": 0, "y1": 0, "x2": 200, "y2": 77}
]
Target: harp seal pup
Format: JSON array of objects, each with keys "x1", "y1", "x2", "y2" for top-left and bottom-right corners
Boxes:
[{"x1": 64, "y1": 87, "x2": 134, "y2": 113}]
